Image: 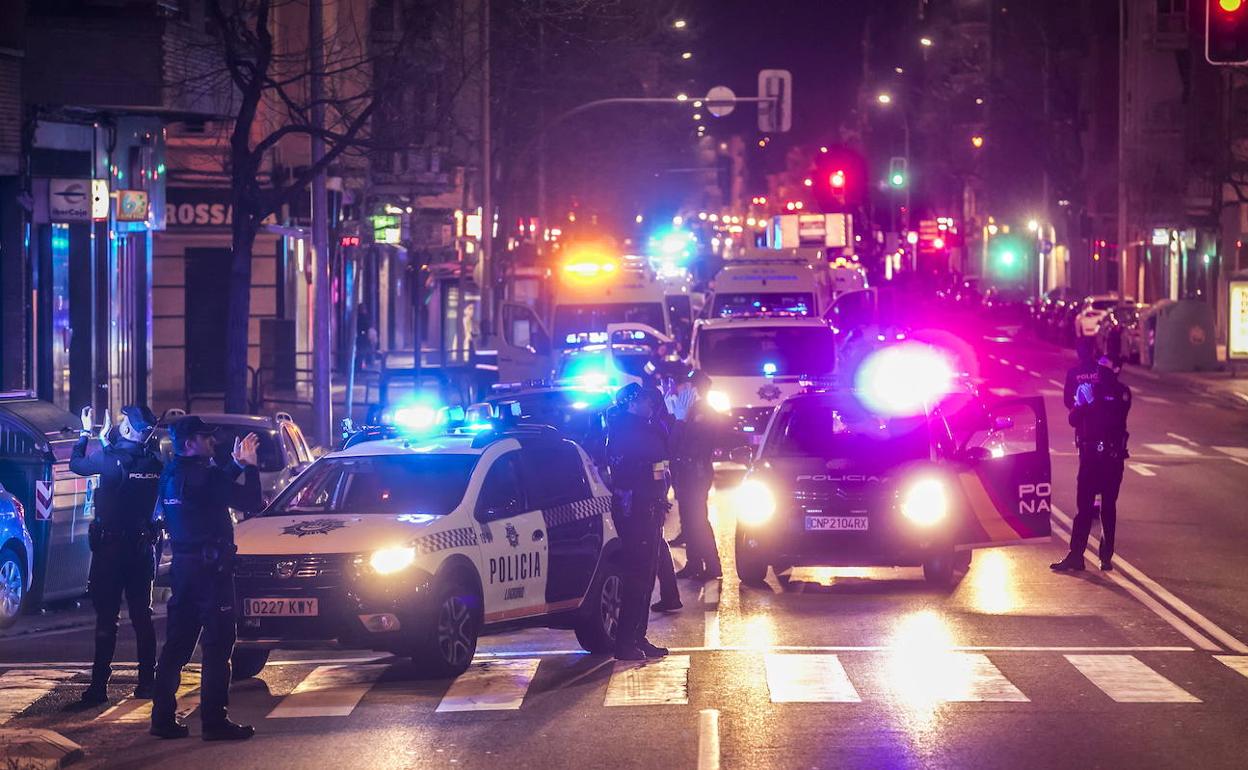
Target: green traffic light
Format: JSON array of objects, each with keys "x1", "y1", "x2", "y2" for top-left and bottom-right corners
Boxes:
[
  {"x1": 999, "y1": 250, "x2": 1016, "y2": 266},
  {"x1": 890, "y1": 172, "x2": 906, "y2": 187}
]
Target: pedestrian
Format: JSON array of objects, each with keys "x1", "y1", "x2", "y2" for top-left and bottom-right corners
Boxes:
[
  {"x1": 69, "y1": 405, "x2": 163, "y2": 705},
  {"x1": 605, "y1": 383, "x2": 671, "y2": 660},
  {"x1": 1063, "y1": 336, "x2": 1101, "y2": 411},
  {"x1": 1052, "y1": 354, "x2": 1132, "y2": 573},
  {"x1": 149, "y1": 417, "x2": 263, "y2": 741},
  {"x1": 669, "y1": 370, "x2": 723, "y2": 580}
]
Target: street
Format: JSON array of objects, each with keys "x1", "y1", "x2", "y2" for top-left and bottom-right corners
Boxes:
[{"x1": 4, "y1": 327, "x2": 1248, "y2": 770}]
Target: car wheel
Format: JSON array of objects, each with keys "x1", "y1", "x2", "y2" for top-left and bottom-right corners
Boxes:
[
  {"x1": 412, "y1": 577, "x2": 480, "y2": 679},
  {"x1": 231, "y1": 648, "x2": 271, "y2": 680},
  {"x1": 734, "y1": 531, "x2": 769, "y2": 586},
  {"x1": 923, "y1": 551, "x2": 956, "y2": 587},
  {"x1": 574, "y1": 559, "x2": 624, "y2": 654},
  {"x1": 0, "y1": 547, "x2": 25, "y2": 629}
]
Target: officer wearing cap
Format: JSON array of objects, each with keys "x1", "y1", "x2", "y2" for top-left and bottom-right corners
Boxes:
[
  {"x1": 668, "y1": 370, "x2": 723, "y2": 580},
  {"x1": 1052, "y1": 354, "x2": 1132, "y2": 573},
  {"x1": 605, "y1": 382, "x2": 671, "y2": 660},
  {"x1": 150, "y1": 416, "x2": 262, "y2": 741},
  {"x1": 69, "y1": 404, "x2": 163, "y2": 705}
]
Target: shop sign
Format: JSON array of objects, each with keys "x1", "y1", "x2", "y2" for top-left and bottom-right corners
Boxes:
[
  {"x1": 48, "y1": 179, "x2": 92, "y2": 221},
  {"x1": 165, "y1": 188, "x2": 276, "y2": 229},
  {"x1": 1230, "y1": 279, "x2": 1248, "y2": 361},
  {"x1": 91, "y1": 180, "x2": 110, "y2": 220},
  {"x1": 116, "y1": 190, "x2": 150, "y2": 222}
]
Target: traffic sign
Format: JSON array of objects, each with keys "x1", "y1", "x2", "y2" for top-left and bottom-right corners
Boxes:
[
  {"x1": 706, "y1": 86, "x2": 736, "y2": 117},
  {"x1": 757, "y1": 69, "x2": 792, "y2": 133}
]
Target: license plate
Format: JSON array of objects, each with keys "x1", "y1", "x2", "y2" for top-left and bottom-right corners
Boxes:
[
  {"x1": 243, "y1": 598, "x2": 319, "y2": 617},
  {"x1": 805, "y1": 516, "x2": 869, "y2": 532}
]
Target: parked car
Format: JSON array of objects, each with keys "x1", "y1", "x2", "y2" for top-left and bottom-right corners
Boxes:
[
  {"x1": 0, "y1": 481, "x2": 34, "y2": 628},
  {"x1": 981, "y1": 286, "x2": 1029, "y2": 322},
  {"x1": 1037, "y1": 288, "x2": 1076, "y2": 340},
  {"x1": 1074, "y1": 294, "x2": 1132, "y2": 340},
  {"x1": 1095, "y1": 303, "x2": 1145, "y2": 363}
]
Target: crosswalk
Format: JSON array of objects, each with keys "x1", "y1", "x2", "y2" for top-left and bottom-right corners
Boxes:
[{"x1": 5, "y1": 651, "x2": 1248, "y2": 726}]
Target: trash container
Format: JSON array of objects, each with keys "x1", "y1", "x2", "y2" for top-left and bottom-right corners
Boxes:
[
  {"x1": 1150, "y1": 299, "x2": 1218, "y2": 372},
  {"x1": 0, "y1": 392, "x2": 95, "y2": 605}
]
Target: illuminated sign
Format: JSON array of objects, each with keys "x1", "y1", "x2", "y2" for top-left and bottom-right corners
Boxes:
[
  {"x1": 91, "y1": 180, "x2": 110, "y2": 220},
  {"x1": 372, "y1": 214, "x2": 402, "y2": 245},
  {"x1": 116, "y1": 190, "x2": 150, "y2": 222},
  {"x1": 48, "y1": 179, "x2": 92, "y2": 221},
  {"x1": 1230, "y1": 279, "x2": 1248, "y2": 361}
]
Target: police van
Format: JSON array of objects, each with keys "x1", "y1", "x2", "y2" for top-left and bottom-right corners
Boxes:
[
  {"x1": 688, "y1": 316, "x2": 837, "y2": 457},
  {"x1": 230, "y1": 426, "x2": 624, "y2": 679},
  {"x1": 729, "y1": 345, "x2": 1052, "y2": 586},
  {"x1": 707, "y1": 249, "x2": 833, "y2": 319}
]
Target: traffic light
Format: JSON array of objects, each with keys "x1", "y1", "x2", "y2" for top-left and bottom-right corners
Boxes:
[
  {"x1": 1207, "y1": 0, "x2": 1248, "y2": 64},
  {"x1": 988, "y1": 234, "x2": 1027, "y2": 279},
  {"x1": 888, "y1": 157, "x2": 907, "y2": 189},
  {"x1": 810, "y1": 146, "x2": 866, "y2": 212}
]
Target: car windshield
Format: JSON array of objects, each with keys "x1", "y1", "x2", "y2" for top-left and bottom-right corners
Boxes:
[
  {"x1": 266, "y1": 454, "x2": 478, "y2": 517},
  {"x1": 554, "y1": 303, "x2": 666, "y2": 348},
  {"x1": 765, "y1": 396, "x2": 930, "y2": 469},
  {"x1": 712, "y1": 292, "x2": 815, "y2": 318},
  {"x1": 698, "y1": 326, "x2": 835, "y2": 377},
  {"x1": 209, "y1": 426, "x2": 283, "y2": 472}
]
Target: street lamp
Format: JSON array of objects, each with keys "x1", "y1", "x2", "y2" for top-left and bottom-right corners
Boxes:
[
  {"x1": 877, "y1": 92, "x2": 893, "y2": 105},
  {"x1": 1027, "y1": 219, "x2": 1040, "y2": 232},
  {"x1": 681, "y1": 51, "x2": 693, "y2": 60},
  {"x1": 971, "y1": 135, "x2": 985, "y2": 149},
  {"x1": 676, "y1": 93, "x2": 689, "y2": 102},
  {"x1": 919, "y1": 36, "x2": 933, "y2": 47},
  {"x1": 673, "y1": 19, "x2": 687, "y2": 29}
]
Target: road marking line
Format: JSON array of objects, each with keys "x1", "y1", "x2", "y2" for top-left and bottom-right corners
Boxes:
[
  {"x1": 1127, "y1": 463, "x2": 1158, "y2": 477},
  {"x1": 698, "y1": 709, "x2": 720, "y2": 770},
  {"x1": 701, "y1": 581, "x2": 720, "y2": 606},
  {"x1": 1064, "y1": 654, "x2": 1200, "y2": 703},
  {"x1": 764, "y1": 653, "x2": 861, "y2": 703},
  {"x1": 1228, "y1": 457, "x2": 1248, "y2": 469},
  {"x1": 888, "y1": 652, "x2": 1029, "y2": 703},
  {"x1": 0, "y1": 668, "x2": 78, "y2": 725},
  {"x1": 98, "y1": 670, "x2": 201, "y2": 723},
  {"x1": 704, "y1": 611, "x2": 721, "y2": 649},
  {"x1": 1015, "y1": 364, "x2": 1028, "y2": 372},
  {"x1": 435, "y1": 659, "x2": 540, "y2": 712},
  {"x1": 1142, "y1": 443, "x2": 1201, "y2": 457},
  {"x1": 1028, "y1": 370, "x2": 1043, "y2": 378},
  {"x1": 1212, "y1": 446, "x2": 1248, "y2": 459},
  {"x1": 267, "y1": 664, "x2": 388, "y2": 718},
  {"x1": 1053, "y1": 506, "x2": 1247, "y2": 653},
  {"x1": 1138, "y1": 396, "x2": 1171, "y2": 404},
  {"x1": 1214, "y1": 656, "x2": 1248, "y2": 680},
  {"x1": 989, "y1": 387, "x2": 1018, "y2": 397},
  {"x1": 1039, "y1": 388, "x2": 1062, "y2": 397},
  {"x1": 999, "y1": 358, "x2": 1011, "y2": 366},
  {"x1": 1166, "y1": 432, "x2": 1199, "y2": 446},
  {"x1": 605, "y1": 654, "x2": 690, "y2": 706},
  {"x1": 1048, "y1": 378, "x2": 1064, "y2": 388}
]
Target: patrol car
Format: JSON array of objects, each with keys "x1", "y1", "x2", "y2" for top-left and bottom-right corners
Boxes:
[
  {"x1": 229, "y1": 426, "x2": 624, "y2": 679},
  {"x1": 730, "y1": 345, "x2": 1052, "y2": 586}
]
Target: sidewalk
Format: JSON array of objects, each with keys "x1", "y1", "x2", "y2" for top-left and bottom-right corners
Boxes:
[
  {"x1": 0, "y1": 590, "x2": 170, "y2": 641},
  {"x1": 1123, "y1": 362, "x2": 1248, "y2": 405}
]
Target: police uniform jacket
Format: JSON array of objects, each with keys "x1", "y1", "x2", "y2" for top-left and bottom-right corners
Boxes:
[
  {"x1": 1063, "y1": 361, "x2": 1101, "y2": 411},
  {"x1": 1069, "y1": 378, "x2": 1132, "y2": 458},
  {"x1": 606, "y1": 410, "x2": 669, "y2": 500},
  {"x1": 157, "y1": 455, "x2": 262, "y2": 552},
  {"x1": 669, "y1": 400, "x2": 720, "y2": 480},
  {"x1": 69, "y1": 437, "x2": 163, "y2": 537}
]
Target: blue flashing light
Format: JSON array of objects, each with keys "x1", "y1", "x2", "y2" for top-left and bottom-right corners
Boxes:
[
  {"x1": 762, "y1": 362, "x2": 778, "y2": 376},
  {"x1": 742, "y1": 426, "x2": 756, "y2": 433},
  {"x1": 571, "y1": 400, "x2": 591, "y2": 410}
]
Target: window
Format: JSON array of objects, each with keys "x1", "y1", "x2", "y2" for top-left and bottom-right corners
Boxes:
[
  {"x1": 268, "y1": 454, "x2": 477, "y2": 517},
  {"x1": 279, "y1": 427, "x2": 300, "y2": 468},
  {"x1": 520, "y1": 444, "x2": 590, "y2": 509},
  {"x1": 477, "y1": 452, "x2": 526, "y2": 520}
]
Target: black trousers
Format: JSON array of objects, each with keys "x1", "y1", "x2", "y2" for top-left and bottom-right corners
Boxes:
[
  {"x1": 87, "y1": 537, "x2": 157, "y2": 688},
  {"x1": 613, "y1": 493, "x2": 661, "y2": 650},
  {"x1": 1069, "y1": 454, "x2": 1125, "y2": 563},
  {"x1": 152, "y1": 556, "x2": 237, "y2": 726},
  {"x1": 655, "y1": 539, "x2": 679, "y2": 604},
  {"x1": 674, "y1": 469, "x2": 720, "y2": 573}
]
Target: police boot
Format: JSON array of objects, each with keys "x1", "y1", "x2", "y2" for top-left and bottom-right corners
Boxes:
[
  {"x1": 638, "y1": 638, "x2": 669, "y2": 658},
  {"x1": 614, "y1": 644, "x2": 647, "y2": 661},
  {"x1": 79, "y1": 683, "x2": 109, "y2": 706},
  {"x1": 149, "y1": 717, "x2": 190, "y2": 739},
  {"x1": 202, "y1": 719, "x2": 256, "y2": 742},
  {"x1": 133, "y1": 677, "x2": 155, "y2": 699},
  {"x1": 1049, "y1": 556, "x2": 1086, "y2": 572}
]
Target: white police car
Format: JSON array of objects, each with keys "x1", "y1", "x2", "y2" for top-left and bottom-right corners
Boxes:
[{"x1": 230, "y1": 425, "x2": 623, "y2": 679}]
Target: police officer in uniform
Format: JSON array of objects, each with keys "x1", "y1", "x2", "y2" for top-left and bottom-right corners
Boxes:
[
  {"x1": 1063, "y1": 337, "x2": 1101, "y2": 411},
  {"x1": 150, "y1": 417, "x2": 262, "y2": 741},
  {"x1": 668, "y1": 370, "x2": 722, "y2": 580},
  {"x1": 69, "y1": 405, "x2": 163, "y2": 705},
  {"x1": 606, "y1": 383, "x2": 671, "y2": 660},
  {"x1": 1052, "y1": 354, "x2": 1132, "y2": 572}
]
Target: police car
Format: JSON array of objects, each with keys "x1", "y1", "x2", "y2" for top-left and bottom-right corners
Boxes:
[
  {"x1": 230, "y1": 425, "x2": 623, "y2": 679},
  {"x1": 729, "y1": 343, "x2": 1052, "y2": 586}
]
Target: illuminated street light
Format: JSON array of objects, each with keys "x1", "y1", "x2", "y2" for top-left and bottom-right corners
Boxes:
[
  {"x1": 920, "y1": 36, "x2": 933, "y2": 47},
  {"x1": 673, "y1": 19, "x2": 687, "y2": 29},
  {"x1": 988, "y1": 224, "x2": 999, "y2": 235},
  {"x1": 819, "y1": 146, "x2": 829, "y2": 153},
  {"x1": 681, "y1": 52, "x2": 693, "y2": 60},
  {"x1": 1027, "y1": 219, "x2": 1040, "y2": 232},
  {"x1": 894, "y1": 66, "x2": 904, "y2": 74},
  {"x1": 877, "y1": 92, "x2": 893, "y2": 105},
  {"x1": 676, "y1": 93, "x2": 689, "y2": 102},
  {"x1": 971, "y1": 135, "x2": 985, "y2": 149},
  {"x1": 693, "y1": 113, "x2": 703, "y2": 120},
  {"x1": 803, "y1": 178, "x2": 813, "y2": 187},
  {"x1": 906, "y1": 231, "x2": 919, "y2": 245}
]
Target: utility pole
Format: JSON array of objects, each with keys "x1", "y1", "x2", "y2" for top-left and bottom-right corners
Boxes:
[
  {"x1": 1117, "y1": 0, "x2": 1130, "y2": 300},
  {"x1": 310, "y1": 0, "x2": 332, "y2": 446},
  {"x1": 479, "y1": 0, "x2": 493, "y2": 344}
]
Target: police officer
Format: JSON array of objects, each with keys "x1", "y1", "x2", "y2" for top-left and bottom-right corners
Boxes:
[
  {"x1": 1052, "y1": 354, "x2": 1132, "y2": 573},
  {"x1": 606, "y1": 383, "x2": 670, "y2": 661},
  {"x1": 150, "y1": 417, "x2": 262, "y2": 741},
  {"x1": 638, "y1": 387, "x2": 682, "y2": 614},
  {"x1": 1063, "y1": 336, "x2": 1101, "y2": 411},
  {"x1": 668, "y1": 370, "x2": 722, "y2": 580},
  {"x1": 69, "y1": 405, "x2": 163, "y2": 705}
]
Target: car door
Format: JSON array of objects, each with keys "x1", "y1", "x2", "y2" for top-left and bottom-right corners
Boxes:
[
  {"x1": 498, "y1": 302, "x2": 552, "y2": 384},
  {"x1": 518, "y1": 442, "x2": 603, "y2": 607},
  {"x1": 948, "y1": 396, "x2": 1052, "y2": 548},
  {"x1": 474, "y1": 450, "x2": 549, "y2": 621}
]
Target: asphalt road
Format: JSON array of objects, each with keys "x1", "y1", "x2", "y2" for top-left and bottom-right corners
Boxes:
[{"x1": 3, "y1": 320, "x2": 1248, "y2": 769}]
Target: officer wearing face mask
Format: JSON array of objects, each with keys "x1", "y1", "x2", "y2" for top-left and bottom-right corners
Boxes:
[
  {"x1": 1052, "y1": 354, "x2": 1131, "y2": 573},
  {"x1": 69, "y1": 405, "x2": 163, "y2": 705}
]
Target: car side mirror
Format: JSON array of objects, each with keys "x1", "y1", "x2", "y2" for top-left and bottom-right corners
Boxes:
[
  {"x1": 728, "y1": 446, "x2": 754, "y2": 466},
  {"x1": 961, "y1": 446, "x2": 993, "y2": 463}
]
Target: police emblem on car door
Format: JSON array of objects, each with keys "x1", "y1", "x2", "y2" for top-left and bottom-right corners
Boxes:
[{"x1": 474, "y1": 450, "x2": 548, "y2": 621}]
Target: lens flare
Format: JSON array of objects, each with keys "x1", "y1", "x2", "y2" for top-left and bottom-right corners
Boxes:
[{"x1": 855, "y1": 343, "x2": 955, "y2": 416}]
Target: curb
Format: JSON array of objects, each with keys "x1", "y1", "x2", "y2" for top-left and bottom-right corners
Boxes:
[{"x1": 0, "y1": 728, "x2": 84, "y2": 769}]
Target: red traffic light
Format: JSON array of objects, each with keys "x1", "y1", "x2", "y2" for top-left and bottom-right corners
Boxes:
[
  {"x1": 1209, "y1": 0, "x2": 1248, "y2": 63},
  {"x1": 829, "y1": 169, "x2": 846, "y2": 188},
  {"x1": 1220, "y1": 0, "x2": 1243, "y2": 13}
]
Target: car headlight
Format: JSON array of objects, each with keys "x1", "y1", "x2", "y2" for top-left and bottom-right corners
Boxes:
[
  {"x1": 707, "y1": 390, "x2": 731, "y2": 413},
  {"x1": 734, "y1": 479, "x2": 776, "y2": 526},
  {"x1": 369, "y1": 545, "x2": 417, "y2": 575},
  {"x1": 900, "y1": 477, "x2": 948, "y2": 526}
]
